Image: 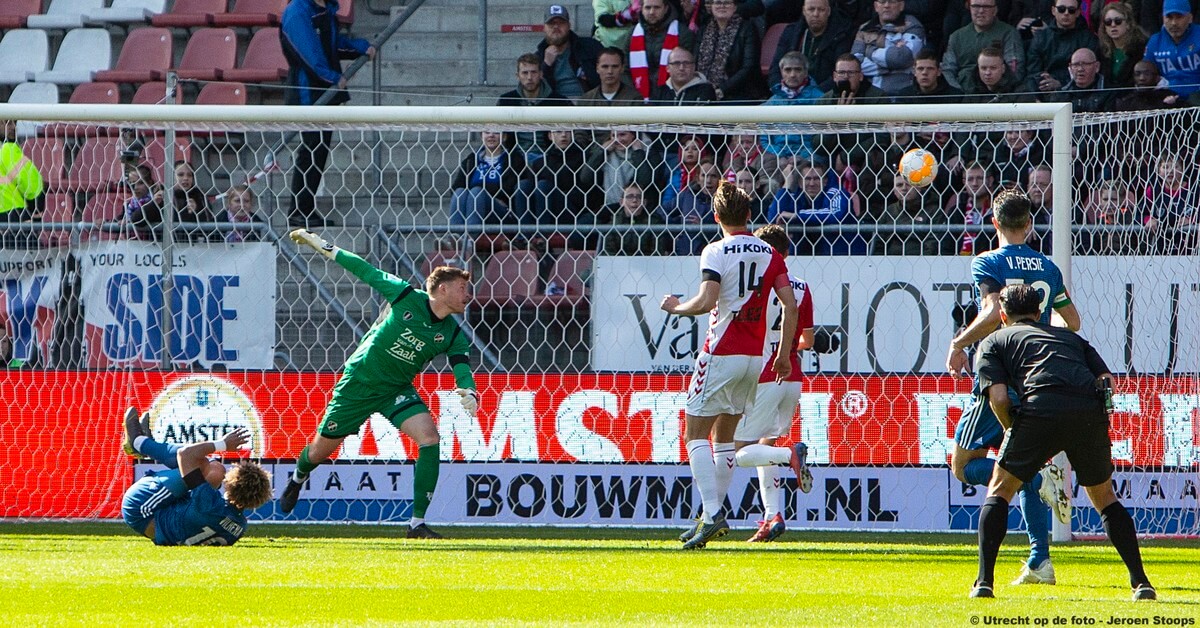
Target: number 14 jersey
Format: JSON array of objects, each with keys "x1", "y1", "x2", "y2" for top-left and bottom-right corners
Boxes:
[{"x1": 698, "y1": 232, "x2": 791, "y2": 357}]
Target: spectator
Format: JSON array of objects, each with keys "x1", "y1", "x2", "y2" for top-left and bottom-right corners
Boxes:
[
  {"x1": 1024, "y1": 163, "x2": 1056, "y2": 250},
  {"x1": 1143, "y1": 152, "x2": 1199, "y2": 254},
  {"x1": 1048, "y1": 47, "x2": 1114, "y2": 110},
  {"x1": 962, "y1": 46, "x2": 1032, "y2": 102},
  {"x1": 222, "y1": 185, "x2": 264, "y2": 243},
  {"x1": 1078, "y1": 180, "x2": 1140, "y2": 254},
  {"x1": 815, "y1": 55, "x2": 888, "y2": 200},
  {"x1": 630, "y1": 0, "x2": 696, "y2": 100},
  {"x1": 1111, "y1": 58, "x2": 1187, "y2": 108},
  {"x1": 671, "y1": 160, "x2": 722, "y2": 253},
  {"x1": 586, "y1": 129, "x2": 658, "y2": 211},
  {"x1": 662, "y1": 137, "x2": 710, "y2": 211},
  {"x1": 1144, "y1": 0, "x2": 1200, "y2": 102},
  {"x1": 768, "y1": 0, "x2": 857, "y2": 89},
  {"x1": 941, "y1": 0, "x2": 1025, "y2": 90},
  {"x1": 693, "y1": 0, "x2": 764, "y2": 102},
  {"x1": 1098, "y1": 2, "x2": 1148, "y2": 87},
  {"x1": 872, "y1": 176, "x2": 950, "y2": 255},
  {"x1": 897, "y1": 49, "x2": 966, "y2": 102},
  {"x1": 734, "y1": 167, "x2": 771, "y2": 223},
  {"x1": 1026, "y1": 0, "x2": 1101, "y2": 94},
  {"x1": 538, "y1": 4, "x2": 605, "y2": 101},
  {"x1": 994, "y1": 130, "x2": 1045, "y2": 186},
  {"x1": 578, "y1": 48, "x2": 645, "y2": 107},
  {"x1": 944, "y1": 160, "x2": 993, "y2": 254},
  {"x1": 760, "y1": 51, "x2": 825, "y2": 182},
  {"x1": 649, "y1": 47, "x2": 718, "y2": 103},
  {"x1": 119, "y1": 163, "x2": 163, "y2": 241},
  {"x1": 603, "y1": 183, "x2": 672, "y2": 255},
  {"x1": 767, "y1": 163, "x2": 855, "y2": 255},
  {"x1": 280, "y1": 0, "x2": 374, "y2": 228},
  {"x1": 449, "y1": 131, "x2": 533, "y2": 226},
  {"x1": 852, "y1": 0, "x2": 929, "y2": 96},
  {"x1": 0, "y1": 119, "x2": 44, "y2": 248},
  {"x1": 594, "y1": 0, "x2": 639, "y2": 51},
  {"x1": 497, "y1": 53, "x2": 574, "y2": 165},
  {"x1": 721, "y1": 134, "x2": 765, "y2": 178},
  {"x1": 533, "y1": 130, "x2": 594, "y2": 225},
  {"x1": 167, "y1": 161, "x2": 214, "y2": 242}
]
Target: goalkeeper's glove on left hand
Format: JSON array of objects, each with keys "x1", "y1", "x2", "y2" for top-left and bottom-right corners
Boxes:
[
  {"x1": 455, "y1": 388, "x2": 479, "y2": 415},
  {"x1": 289, "y1": 229, "x2": 338, "y2": 260}
]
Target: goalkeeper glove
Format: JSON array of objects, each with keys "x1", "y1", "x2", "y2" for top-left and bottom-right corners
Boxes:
[
  {"x1": 289, "y1": 229, "x2": 338, "y2": 260},
  {"x1": 455, "y1": 388, "x2": 479, "y2": 415}
]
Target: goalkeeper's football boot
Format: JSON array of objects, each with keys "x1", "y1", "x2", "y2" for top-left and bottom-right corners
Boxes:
[
  {"x1": 278, "y1": 478, "x2": 303, "y2": 514},
  {"x1": 747, "y1": 513, "x2": 786, "y2": 543},
  {"x1": 1037, "y1": 464, "x2": 1072, "y2": 525},
  {"x1": 1011, "y1": 559, "x2": 1056, "y2": 585},
  {"x1": 122, "y1": 406, "x2": 142, "y2": 457},
  {"x1": 969, "y1": 581, "x2": 995, "y2": 598},
  {"x1": 681, "y1": 515, "x2": 730, "y2": 550},
  {"x1": 406, "y1": 523, "x2": 444, "y2": 540},
  {"x1": 1132, "y1": 583, "x2": 1157, "y2": 601},
  {"x1": 790, "y1": 443, "x2": 813, "y2": 493},
  {"x1": 678, "y1": 516, "x2": 703, "y2": 543}
]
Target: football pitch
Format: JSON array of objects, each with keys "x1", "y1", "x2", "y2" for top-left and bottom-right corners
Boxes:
[{"x1": 2, "y1": 523, "x2": 1196, "y2": 626}]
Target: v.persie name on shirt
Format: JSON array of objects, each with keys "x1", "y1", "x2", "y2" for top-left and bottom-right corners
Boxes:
[{"x1": 1006, "y1": 256, "x2": 1044, "y2": 271}]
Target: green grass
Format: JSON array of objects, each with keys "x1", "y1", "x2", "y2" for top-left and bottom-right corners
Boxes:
[{"x1": 1, "y1": 523, "x2": 1197, "y2": 626}]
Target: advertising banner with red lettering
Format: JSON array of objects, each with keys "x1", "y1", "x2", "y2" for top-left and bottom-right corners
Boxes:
[
  {"x1": 76, "y1": 242, "x2": 276, "y2": 370},
  {"x1": 2, "y1": 371, "x2": 1196, "y2": 529}
]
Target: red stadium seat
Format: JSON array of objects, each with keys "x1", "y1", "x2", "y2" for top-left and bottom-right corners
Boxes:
[
  {"x1": 476, "y1": 250, "x2": 541, "y2": 306},
  {"x1": 80, "y1": 192, "x2": 129, "y2": 241},
  {"x1": 143, "y1": 137, "x2": 193, "y2": 171},
  {"x1": 174, "y1": 28, "x2": 238, "y2": 81},
  {"x1": 65, "y1": 137, "x2": 126, "y2": 192},
  {"x1": 95, "y1": 27, "x2": 172, "y2": 83},
  {"x1": 150, "y1": 0, "x2": 225, "y2": 28},
  {"x1": 130, "y1": 81, "x2": 182, "y2": 104},
  {"x1": 337, "y1": 0, "x2": 355, "y2": 25},
  {"x1": 210, "y1": 0, "x2": 284, "y2": 28},
  {"x1": 0, "y1": 0, "x2": 43, "y2": 29},
  {"x1": 195, "y1": 81, "x2": 247, "y2": 105},
  {"x1": 540, "y1": 250, "x2": 595, "y2": 308},
  {"x1": 760, "y1": 23, "x2": 788, "y2": 76},
  {"x1": 219, "y1": 27, "x2": 287, "y2": 83},
  {"x1": 24, "y1": 138, "x2": 66, "y2": 192},
  {"x1": 38, "y1": 193, "x2": 76, "y2": 247},
  {"x1": 41, "y1": 83, "x2": 122, "y2": 138}
]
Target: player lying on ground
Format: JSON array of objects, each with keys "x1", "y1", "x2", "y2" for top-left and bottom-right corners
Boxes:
[
  {"x1": 121, "y1": 407, "x2": 272, "y2": 546},
  {"x1": 969, "y1": 284, "x2": 1156, "y2": 602},
  {"x1": 946, "y1": 189, "x2": 1079, "y2": 585},
  {"x1": 280, "y1": 229, "x2": 477, "y2": 539},
  {"x1": 661, "y1": 182, "x2": 800, "y2": 550},
  {"x1": 734, "y1": 224, "x2": 816, "y2": 543}
]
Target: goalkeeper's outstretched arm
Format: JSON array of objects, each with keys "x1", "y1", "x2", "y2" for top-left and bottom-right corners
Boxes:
[{"x1": 290, "y1": 229, "x2": 409, "y2": 302}]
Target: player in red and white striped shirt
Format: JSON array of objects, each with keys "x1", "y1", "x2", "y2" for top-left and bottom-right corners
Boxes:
[{"x1": 660, "y1": 182, "x2": 800, "y2": 550}]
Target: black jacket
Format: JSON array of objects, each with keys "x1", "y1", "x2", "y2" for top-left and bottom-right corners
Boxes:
[
  {"x1": 692, "y1": 17, "x2": 765, "y2": 102},
  {"x1": 768, "y1": 13, "x2": 856, "y2": 88},
  {"x1": 536, "y1": 31, "x2": 605, "y2": 96},
  {"x1": 895, "y1": 76, "x2": 964, "y2": 103},
  {"x1": 451, "y1": 150, "x2": 530, "y2": 206}
]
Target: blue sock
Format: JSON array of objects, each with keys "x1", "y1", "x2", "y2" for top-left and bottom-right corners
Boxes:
[
  {"x1": 963, "y1": 458, "x2": 995, "y2": 486},
  {"x1": 136, "y1": 437, "x2": 181, "y2": 469},
  {"x1": 1020, "y1": 482, "x2": 1051, "y2": 567}
]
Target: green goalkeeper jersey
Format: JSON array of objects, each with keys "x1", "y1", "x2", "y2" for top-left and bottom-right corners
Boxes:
[{"x1": 334, "y1": 250, "x2": 475, "y2": 392}]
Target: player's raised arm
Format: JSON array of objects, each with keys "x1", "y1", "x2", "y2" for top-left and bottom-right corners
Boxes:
[
  {"x1": 290, "y1": 229, "x2": 410, "y2": 302},
  {"x1": 177, "y1": 428, "x2": 251, "y2": 488}
]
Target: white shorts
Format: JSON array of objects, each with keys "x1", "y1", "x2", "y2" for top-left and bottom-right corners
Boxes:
[
  {"x1": 684, "y1": 353, "x2": 760, "y2": 417},
  {"x1": 735, "y1": 380, "x2": 802, "y2": 442}
]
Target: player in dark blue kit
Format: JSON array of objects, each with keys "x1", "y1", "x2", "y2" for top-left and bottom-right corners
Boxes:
[
  {"x1": 945, "y1": 190, "x2": 1082, "y2": 586},
  {"x1": 121, "y1": 408, "x2": 273, "y2": 546}
]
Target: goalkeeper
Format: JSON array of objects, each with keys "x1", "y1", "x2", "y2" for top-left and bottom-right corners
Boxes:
[{"x1": 279, "y1": 229, "x2": 478, "y2": 539}]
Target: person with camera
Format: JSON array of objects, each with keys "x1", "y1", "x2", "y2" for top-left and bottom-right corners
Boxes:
[{"x1": 967, "y1": 283, "x2": 1157, "y2": 602}]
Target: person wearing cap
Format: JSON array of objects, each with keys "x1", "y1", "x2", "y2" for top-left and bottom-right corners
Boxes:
[
  {"x1": 536, "y1": 4, "x2": 605, "y2": 101},
  {"x1": 1145, "y1": 0, "x2": 1200, "y2": 101}
]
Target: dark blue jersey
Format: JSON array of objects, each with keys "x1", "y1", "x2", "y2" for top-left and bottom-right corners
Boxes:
[
  {"x1": 971, "y1": 243, "x2": 1070, "y2": 324},
  {"x1": 153, "y1": 483, "x2": 248, "y2": 546}
]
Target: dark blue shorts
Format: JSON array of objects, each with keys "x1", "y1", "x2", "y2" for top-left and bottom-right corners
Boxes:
[
  {"x1": 954, "y1": 381, "x2": 1019, "y2": 451},
  {"x1": 121, "y1": 469, "x2": 187, "y2": 536}
]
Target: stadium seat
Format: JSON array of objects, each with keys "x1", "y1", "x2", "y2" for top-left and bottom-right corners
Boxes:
[
  {"x1": 219, "y1": 27, "x2": 287, "y2": 83},
  {"x1": 30, "y1": 28, "x2": 112, "y2": 85},
  {"x1": 760, "y1": 23, "x2": 788, "y2": 76},
  {"x1": 337, "y1": 0, "x2": 355, "y2": 25},
  {"x1": 0, "y1": 0, "x2": 44, "y2": 30},
  {"x1": 142, "y1": 137, "x2": 193, "y2": 171},
  {"x1": 38, "y1": 193, "x2": 76, "y2": 247},
  {"x1": 130, "y1": 81, "x2": 182, "y2": 104},
  {"x1": 540, "y1": 250, "x2": 595, "y2": 307},
  {"x1": 174, "y1": 28, "x2": 237, "y2": 81},
  {"x1": 210, "y1": 0, "x2": 285, "y2": 27},
  {"x1": 23, "y1": 137, "x2": 67, "y2": 192},
  {"x1": 6, "y1": 82, "x2": 59, "y2": 138},
  {"x1": 80, "y1": 192, "x2": 129, "y2": 241},
  {"x1": 42, "y1": 82, "x2": 122, "y2": 138},
  {"x1": 94, "y1": 27, "x2": 172, "y2": 83},
  {"x1": 195, "y1": 81, "x2": 247, "y2": 105},
  {"x1": 151, "y1": 0, "x2": 226, "y2": 28},
  {"x1": 66, "y1": 137, "x2": 127, "y2": 192},
  {"x1": 420, "y1": 249, "x2": 468, "y2": 279},
  {"x1": 27, "y1": 0, "x2": 106, "y2": 30},
  {"x1": 83, "y1": 0, "x2": 169, "y2": 25},
  {"x1": 476, "y1": 250, "x2": 541, "y2": 306},
  {"x1": 0, "y1": 30, "x2": 50, "y2": 85},
  {"x1": 473, "y1": 233, "x2": 510, "y2": 256}
]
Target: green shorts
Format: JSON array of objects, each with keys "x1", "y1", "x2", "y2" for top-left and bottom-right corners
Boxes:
[{"x1": 318, "y1": 384, "x2": 430, "y2": 438}]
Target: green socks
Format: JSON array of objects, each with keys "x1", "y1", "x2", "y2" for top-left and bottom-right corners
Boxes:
[
  {"x1": 293, "y1": 445, "x2": 319, "y2": 482},
  {"x1": 412, "y1": 443, "x2": 440, "y2": 519}
]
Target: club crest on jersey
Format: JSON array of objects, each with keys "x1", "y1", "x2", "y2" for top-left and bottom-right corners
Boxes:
[
  {"x1": 434, "y1": 333, "x2": 445, "y2": 343},
  {"x1": 326, "y1": 420, "x2": 338, "y2": 432},
  {"x1": 403, "y1": 311, "x2": 413, "y2": 321}
]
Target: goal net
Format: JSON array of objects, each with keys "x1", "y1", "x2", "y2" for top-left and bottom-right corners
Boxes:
[{"x1": 0, "y1": 102, "x2": 1195, "y2": 538}]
